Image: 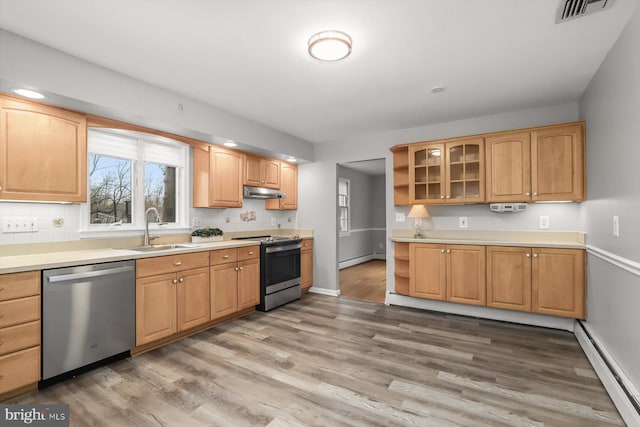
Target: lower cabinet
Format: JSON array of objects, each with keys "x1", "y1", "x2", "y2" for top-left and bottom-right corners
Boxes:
[
  {"x1": 210, "y1": 246, "x2": 260, "y2": 320},
  {"x1": 136, "y1": 252, "x2": 210, "y2": 346},
  {"x1": 300, "y1": 238, "x2": 313, "y2": 293},
  {"x1": 409, "y1": 244, "x2": 486, "y2": 305},
  {"x1": 0, "y1": 271, "x2": 41, "y2": 396},
  {"x1": 486, "y1": 246, "x2": 532, "y2": 312}
]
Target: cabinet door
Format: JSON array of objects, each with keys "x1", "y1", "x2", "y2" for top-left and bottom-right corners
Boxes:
[
  {"x1": 486, "y1": 246, "x2": 531, "y2": 312},
  {"x1": 409, "y1": 244, "x2": 446, "y2": 300},
  {"x1": 266, "y1": 162, "x2": 297, "y2": 210},
  {"x1": 136, "y1": 273, "x2": 177, "y2": 346},
  {"x1": 243, "y1": 154, "x2": 262, "y2": 187},
  {"x1": 237, "y1": 258, "x2": 260, "y2": 310},
  {"x1": 301, "y1": 245, "x2": 313, "y2": 292},
  {"x1": 261, "y1": 159, "x2": 281, "y2": 189},
  {"x1": 0, "y1": 96, "x2": 87, "y2": 202},
  {"x1": 532, "y1": 248, "x2": 585, "y2": 319},
  {"x1": 447, "y1": 245, "x2": 486, "y2": 306},
  {"x1": 445, "y1": 138, "x2": 484, "y2": 203},
  {"x1": 210, "y1": 263, "x2": 238, "y2": 320},
  {"x1": 209, "y1": 146, "x2": 243, "y2": 208},
  {"x1": 0, "y1": 346, "x2": 40, "y2": 394},
  {"x1": 176, "y1": 267, "x2": 210, "y2": 332},
  {"x1": 486, "y1": 131, "x2": 531, "y2": 202},
  {"x1": 531, "y1": 123, "x2": 584, "y2": 201},
  {"x1": 409, "y1": 144, "x2": 445, "y2": 204}
]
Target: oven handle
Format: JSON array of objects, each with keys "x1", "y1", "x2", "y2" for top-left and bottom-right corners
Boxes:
[{"x1": 265, "y1": 243, "x2": 302, "y2": 254}]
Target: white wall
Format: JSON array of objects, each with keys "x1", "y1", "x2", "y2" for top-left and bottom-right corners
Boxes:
[
  {"x1": 301, "y1": 102, "x2": 581, "y2": 293},
  {"x1": 370, "y1": 175, "x2": 386, "y2": 257},
  {"x1": 579, "y1": 9, "x2": 640, "y2": 390}
]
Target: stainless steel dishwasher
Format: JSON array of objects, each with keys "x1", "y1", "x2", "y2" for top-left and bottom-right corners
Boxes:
[{"x1": 42, "y1": 260, "x2": 135, "y2": 386}]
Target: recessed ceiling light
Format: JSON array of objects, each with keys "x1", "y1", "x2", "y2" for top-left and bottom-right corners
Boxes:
[
  {"x1": 286, "y1": 157, "x2": 297, "y2": 163},
  {"x1": 430, "y1": 86, "x2": 446, "y2": 94},
  {"x1": 223, "y1": 141, "x2": 237, "y2": 147},
  {"x1": 308, "y1": 30, "x2": 352, "y2": 62},
  {"x1": 12, "y1": 88, "x2": 46, "y2": 99}
]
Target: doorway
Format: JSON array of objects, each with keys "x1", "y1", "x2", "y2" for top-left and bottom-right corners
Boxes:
[{"x1": 337, "y1": 159, "x2": 387, "y2": 303}]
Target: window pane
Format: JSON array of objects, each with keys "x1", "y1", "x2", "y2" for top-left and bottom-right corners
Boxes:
[
  {"x1": 145, "y1": 162, "x2": 176, "y2": 223},
  {"x1": 89, "y1": 154, "x2": 132, "y2": 224}
]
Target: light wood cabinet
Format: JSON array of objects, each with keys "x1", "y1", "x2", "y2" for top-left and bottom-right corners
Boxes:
[
  {"x1": 300, "y1": 238, "x2": 313, "y2": 293},
  {"x1": 266, "y1": 162, "x2": 298, "y2": 210},
  {"x1": 244, "y1": 155, "x2": 280, "y2": 189},
  {"x1": 409, "y1": 243, "x2": 485, "y2": 305},
  {"x1": 392, "y1": 146, "x2": 410, "y2": 206},
  {"x1": 487, "y1": 246, "x2": 584, "y2": 318},
  {"x1": 0, "y1": 95, "x2": 87, "y2": 202},
  {"x1": 136, "y1": 252, "x2": 210, "y2": 346},
  {"x1": 409, "y1": 138, "x2": 484, "y2": 204},
  {"x1": 0, "y1": 271, "x2": 41, "y2": 397},
  {"x1": 394, "y1": 242, "x2": 410, "y2": 295},
  {"x1": 193, "y1": 145, "x2": 243, "y2": 208},
  {"x1": 486, "y1": 123, "x2": 584, "y2": 202},
  {"x1": 210, "y1": 246, "x2": 260, "y2": 320}
]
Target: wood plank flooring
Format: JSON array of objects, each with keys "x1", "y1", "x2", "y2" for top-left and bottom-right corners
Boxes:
[
  {"x1": 339, "y1": 260, "x2": 386, "y2": 303},
  {"x1": 16, "y1": 294, "x2": 623, "y2": 426}
]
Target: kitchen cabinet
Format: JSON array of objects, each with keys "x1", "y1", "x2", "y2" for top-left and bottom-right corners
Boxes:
[
  {"x1": 532, "y1": 248, "x2": 585, "y2": 319},
  {"x1": 410, "y1": 243, "x2": 485, "y2": 305},
  {"x1": 193, "y1": 145, "x2": 243, "y2": 208},
  {"x1": 392, "y1": 145, "x2": 410, "y2": 206},
  {"x1": 409, "y1": 137, "x2": 484, "y2": 204},
  {"x1": 0, "y1": 95, "x2": 87, "y2": 203},
  {"x1": 210, "y1": 246, "x2": 260, "y2": 320},
  {"x1": 244, "y1": 155, "x2": 280, "y2": 189},
  {"x1": 300, "y1": 238, "x2": 314, "y2": 293},
  {"x1": 135, "y1": 252, "x2": 210, "y2": 346},
  {"x1": 486, "y1": 122, "x2": 585, "y2": 202},
  {"x1": 393, "y1": 242, "x2": 410, "y2": 295},
  {"x1": 486, "y1": 246, "x2": 532, "y2": 312},
  {"x1": 265, "y1": 162, "x2": 298, "y2": 210},
  {"x1": 0, "y1": 271, "x2": 41, "y2": 397}
]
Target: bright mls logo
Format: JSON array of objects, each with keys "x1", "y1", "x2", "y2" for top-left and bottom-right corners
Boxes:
[{"x1": 1, "y1": 405, "x2": 69, "y2": 426}]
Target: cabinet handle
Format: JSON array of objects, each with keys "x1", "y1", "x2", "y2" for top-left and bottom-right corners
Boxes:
[
  {"x1": 172, "y1": 279, "x2": 177, "y2": 284},
  {"x1": 446, "y1": 195, "x2": 450, "y2": 199},
  {"x1": 248, "y1": 251, "x2": 254, "y2": 255},
  {"x1": 0, "y1": 340, "x2": 4, "y2": 346},
  {"x1": 441, "y1": 249, "x2": 445, "y2": 253},
  {"x1": 0, "y1": 186, "x2": 3, "y2": 192},
  {"x1": 174, "y1": 261, "x2": 182, "y2": 266},
  {"x1": 525, "y1": 192, "x2": 530, "y2": 196},
  {"x1": 446, "y1": 249, "x2": 451, "y2": 254},
  {"x1": 223, "y1": 255, "x2": 230, "y2": 259},
  {"x1": 440, "y1": 196, "x2": 444, "y2": 199},
  {"x1": 533, "y1": 192, "x2": 538, "y2": 196},
  {"x1": 178, "y1": 277, "x2": 184, "y2": 283},
  {"x1": 533, "y1": 253, "x2": 538, "y2": 258},
  {"x1": 525, "y1": 253, "x2": 531, "y2": 257},
  {"x1": 234, "y1": 267, "x2": 239, "y2": 271},
  {"x1": 0, "y1": 287, "x2": 3, "y2": 291},
  {"x1": 239, "y1": 266, "x2": 243, "y2": 271}
]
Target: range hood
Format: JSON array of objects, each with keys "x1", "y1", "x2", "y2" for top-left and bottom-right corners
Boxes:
[{"x1": 243, "y1": 186, "x2": 286, "y2": 199}]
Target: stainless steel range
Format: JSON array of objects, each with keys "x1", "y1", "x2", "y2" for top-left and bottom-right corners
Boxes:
[{"x1": 234, "y1": 235, "x2": 302, "y2": 311}]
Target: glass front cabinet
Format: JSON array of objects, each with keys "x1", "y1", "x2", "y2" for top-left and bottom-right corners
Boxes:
[{"x1": 409, "y1": 137, "x2": 484, "y2": 204}]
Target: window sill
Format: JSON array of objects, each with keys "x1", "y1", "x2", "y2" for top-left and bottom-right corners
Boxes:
[{"x1": 79, "y1": 226, "x2": 192, "y2": 240}]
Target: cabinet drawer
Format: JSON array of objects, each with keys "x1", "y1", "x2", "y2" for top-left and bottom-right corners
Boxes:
[
  {"x1": 0, "y1": 346, "x2": 40, "y2": 394},
  {"x1": 0, "y1": 321, "x2": 40, "y2": 357},
  {"x1": 136, "y1": 252, "x2": 209, "y2": 278},
  {"x1": 0, "y1": 271, "x2": 40, "y2": 301},
  {"x1": 301, "y1": 239, "x2": 313, "y2": 252},
  {"x1": 0, "y1": 296, "x2": 40, "y2": 328},
  {"x1": 237, "y1": 245, "x2": 260, "y2": 261},
  {"x1": 210, "y1": 248, "x2": 238, "y2": 265}
]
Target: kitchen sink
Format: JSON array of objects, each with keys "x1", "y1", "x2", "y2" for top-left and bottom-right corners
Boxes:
[{"x1": 124, "y1": 244, "x2": 200, "y2": 252}]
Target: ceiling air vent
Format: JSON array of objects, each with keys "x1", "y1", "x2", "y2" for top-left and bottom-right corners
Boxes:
[{"x1": 556, "y1": 0, "x2": 615, "y2": 23}]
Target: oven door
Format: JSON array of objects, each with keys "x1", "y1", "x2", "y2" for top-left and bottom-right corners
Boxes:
[{"x1": 264, "y1": 244, "x2": 301, "y2": 293}]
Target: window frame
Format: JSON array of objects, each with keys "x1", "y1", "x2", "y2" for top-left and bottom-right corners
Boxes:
[
  {"x1": 338, "y1": 177, "x2": 351, "y2": 236},
  {"x1": 80, "y1": 128, "x2": 190, "y2": 238}
]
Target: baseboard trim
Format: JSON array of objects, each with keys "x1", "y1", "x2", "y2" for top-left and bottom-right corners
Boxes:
[
  {"x1": 308, "y1": 287, "x2": 340, "y2": 297},
  {"x1": 373, "y1": 253, "x2": 386, "y2": 260},
  {"x1": 339, "y1": 254, "x2": 374, "y2": 270},
  {"x1": 575, "y1": 321, "x2": 640, "y2": 425}
]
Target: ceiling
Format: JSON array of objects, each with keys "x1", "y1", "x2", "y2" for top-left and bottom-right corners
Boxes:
[
  {"x1": 0, "y1": 0, "x2": 638, "y2": 145},
  {"x1": 340, "y1": 159, "x2": 386, "y2": 176}
]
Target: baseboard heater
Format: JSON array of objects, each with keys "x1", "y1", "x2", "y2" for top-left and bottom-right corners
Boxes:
[{"x1": 577, "y1": 320, "x2": 640, "y2": 415}]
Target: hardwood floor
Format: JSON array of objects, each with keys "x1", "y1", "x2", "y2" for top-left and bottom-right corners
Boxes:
[
  {"x1": 16, "y1": 294, "x2": 622, "y2": 426},
  {"x1": 339, "y1": 260, "x2": 386, "y2": 303}
]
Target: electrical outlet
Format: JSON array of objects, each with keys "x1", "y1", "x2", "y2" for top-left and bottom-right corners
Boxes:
[
  {"x1": 192, "y1": 217, "x2": 200, "y2": 227},
  {"x1": 378, "y1": 243, "x2": 384, "y2": 250},
  {"x1": 613, "y1": 215, "x2": 620, "y2": 237},
  {"x1": 2, "y1": 217, "x2": 38, "y2": 233},
  {"x1": 539, "y1": 216, "x2": 550, "y2": 229},
  {"x1": 395, "y1": 212, "x2": 405, "y2": 222},
  {"x1": 459, "y1": 217, "x2": 468, "y2": 228},
  {"x1": 270, "y1": 217, "x2": 275, "y2": 226}
]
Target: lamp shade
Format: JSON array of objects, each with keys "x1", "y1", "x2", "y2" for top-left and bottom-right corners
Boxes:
[{"x1": 407, "y1": 205, "x2": 430, "y2": 219}]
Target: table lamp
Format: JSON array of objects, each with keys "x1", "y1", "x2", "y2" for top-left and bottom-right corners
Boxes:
[{"x1": 407, "y1": 204, "x2": 430, "y2": 238}]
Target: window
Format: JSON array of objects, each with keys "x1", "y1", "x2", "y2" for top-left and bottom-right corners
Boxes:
[
  {"x1": 83, "y1": 129, "x2": 189, "y2": 235},
  {"x1": 338, "y1": 178, "x2": 350, "y2": 235}
]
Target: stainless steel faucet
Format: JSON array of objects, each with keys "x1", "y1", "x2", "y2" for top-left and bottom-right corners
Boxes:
[{"x1": 144, "y1": 207, "x2": 164, "y2": 246}]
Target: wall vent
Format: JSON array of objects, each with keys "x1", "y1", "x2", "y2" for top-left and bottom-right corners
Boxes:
[{"x1": 556, "y1": 0, "x2": 615, "y2": 23}]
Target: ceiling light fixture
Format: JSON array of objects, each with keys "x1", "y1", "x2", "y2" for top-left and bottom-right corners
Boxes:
[
  {"x1": 223, "y1": 141, "x2": 237, "y2": 147},
  {"x1": 12, "y1": 88, "x2": 46, "y2": 99},
  {"x1": 286, "y1": 157, "x2": 297, "y2": 163},
  {"x1": 430, "y1": 86, "x2": 446, "y2": 94},
  {"x1": 308, "y1": 30, "x2": 352, "y2": 62}
]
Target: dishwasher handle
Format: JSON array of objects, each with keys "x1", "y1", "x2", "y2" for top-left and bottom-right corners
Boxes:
[{"x1": 47, "y1": 266, "x2": 134, "y2": 283}]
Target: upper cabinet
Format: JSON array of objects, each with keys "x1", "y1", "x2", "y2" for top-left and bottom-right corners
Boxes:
[
  {"x1": 0, "y1": 95, "x2": 87, "y2": 202},
  {"x1": 486, "y1": 122, "x2": 584, "y2": 202},
  {"x1": 193, "y1": 145, "x2": 243, "y2": 208},
  {"x1": 265, "y1": 162, "x2": 297, "y2": 210},
  {"x1": 409, "y1": 137, "x2": 484, "y2": 204},
  {"x1": 394, "y1": 120, "x2": 585, "y2": 206},
  {"x1": 243, "y1": 154, "x2": 280, "y2": 189}
]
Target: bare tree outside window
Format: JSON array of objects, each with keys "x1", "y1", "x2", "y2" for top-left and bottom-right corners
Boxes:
[
  {"x1": 144, "y1": 162, "x2": 176, "y2": 223},
  {"x1": 89, "y1": 154, "x2": 132, "y2": 224}
]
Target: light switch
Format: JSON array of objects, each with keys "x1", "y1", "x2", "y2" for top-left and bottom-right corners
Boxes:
[
  {"x1": 539, "y1": 216, "x2": 550, "y2": 229},
  {"x1": 459, "y1": 217, "x2": 468, "y2": 228},
  {"x1": 395, "y1": 212, "x2": 406, "y2": 222},
  {"x1": 613, "y1": 215, "x2": 619, "y2": 237}
]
